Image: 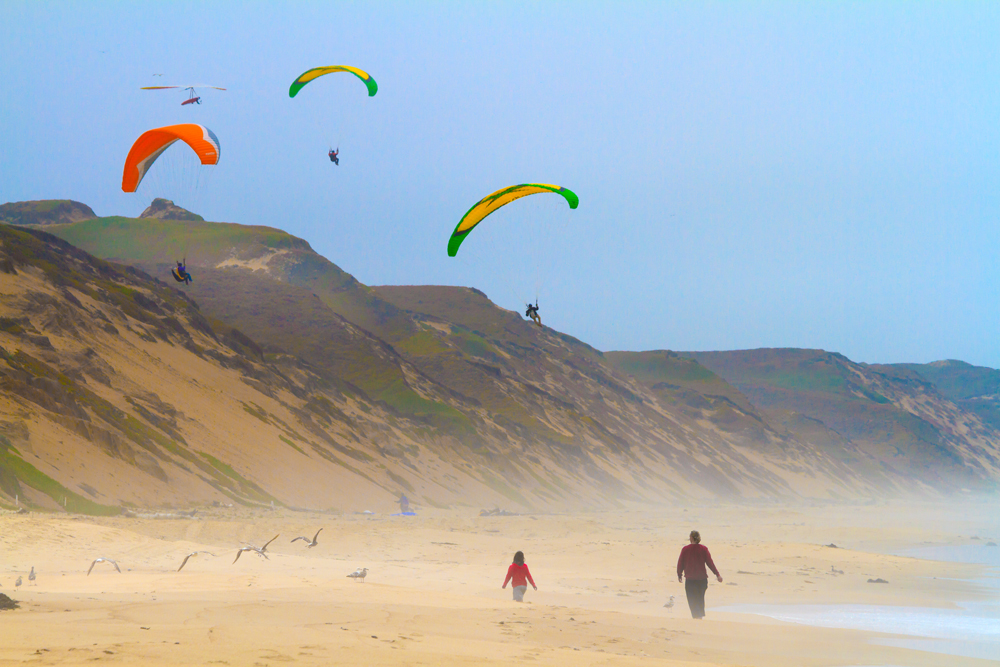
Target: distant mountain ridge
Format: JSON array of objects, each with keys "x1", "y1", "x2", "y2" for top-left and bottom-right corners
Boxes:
[
  {"x1": 890, "y1": 360, "x2": 1000, "y2": 434},
  {"x1": 0, "y1": 199, "x2": 995, "y2": 510},
  {"x1": 680, "y1": 349, "x2": 1000, "y2": 488}
]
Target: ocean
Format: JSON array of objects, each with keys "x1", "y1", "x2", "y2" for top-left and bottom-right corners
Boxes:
[{"x1": 719, "y1": 544, "x2": 1000, "y2": 662}]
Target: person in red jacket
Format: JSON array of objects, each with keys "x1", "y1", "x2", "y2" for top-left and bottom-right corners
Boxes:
[
  {"x1": 677, "y1": 530, "x2": 722, "y2": 619},
  {"x1": 502, "y1": 550, "x2": 537, "y2": 602}
]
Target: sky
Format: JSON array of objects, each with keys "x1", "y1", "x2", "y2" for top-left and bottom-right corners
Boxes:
[{"x1": 1, "y1": 1, "x2": 998, "y2": 368}]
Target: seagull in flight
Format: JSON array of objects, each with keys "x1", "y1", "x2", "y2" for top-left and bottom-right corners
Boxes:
[
  {"x1": 87, "y1": 558, "x2": 121, "y2": 575},
  {"x1": 346, "y1": 567, "x2": 368, "y2": 582},
  {"x1": 233, "y1": 535, "x2": 278, "y2": 564},
  {"x1": 177, "y1": 551, "x2": 218, "y2": 572},
  {"x1": 291, "y1": 528, "x2": 322, "y2": 548}
]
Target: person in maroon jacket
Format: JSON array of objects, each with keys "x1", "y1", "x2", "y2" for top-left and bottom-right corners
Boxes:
[
  {"x1": 502, "y1": 550, "x2": 537, "y2": 602},
  {"x1": 677, "y1": 530, "x2": 722, "y2": 618}
]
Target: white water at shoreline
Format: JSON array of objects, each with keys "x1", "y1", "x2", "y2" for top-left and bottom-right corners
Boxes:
[{"x1": 720, "y1": 544, "x2": 1000, "y2": 662}]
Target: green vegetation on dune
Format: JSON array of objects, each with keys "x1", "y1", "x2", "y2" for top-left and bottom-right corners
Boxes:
[
  {"x1": 48, "y1": 216, "x2": 310, "y2": 265},
  {"x1": 0, "y1": 436, "x2": 119, "y2": 515},
  {"x1": 374, "y1": 376, "x2": 473, "y2": 432},
  {"x1": 392, "y1": 330, "x2": 452, "y2": 358},
  {"x1": 197, "y1": 451, "x2": 278, "y2": 505},
  {"x1": 451, "y1": 328, "x2": 495, "y2": 359},
  {"x1": 606, "y1": 350, "x2": 716, "y2": 384}
]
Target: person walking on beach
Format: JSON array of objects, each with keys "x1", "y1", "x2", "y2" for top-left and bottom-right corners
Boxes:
[
  {"x1": 677, "y1": 530, "x2": 722, "y2": 619},
  {"x1": 502, "y1": 550, "x2": 537, "y2": 602}
]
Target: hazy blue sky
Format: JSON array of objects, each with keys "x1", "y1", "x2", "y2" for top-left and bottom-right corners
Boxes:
[{"x1": 2, "y1": 2, "x2": 997, "y2": 367}]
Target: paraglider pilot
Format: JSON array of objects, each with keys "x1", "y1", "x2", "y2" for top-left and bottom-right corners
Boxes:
[
  {"x1": 525, "y1": 301, "x2": 541, "y2": 327},
  {"x1": 172, "y1": 259, "x2": 192, "y2": 285},
  {"x1": 328, "y1": 148, "x2": 339, "y2": 165}
]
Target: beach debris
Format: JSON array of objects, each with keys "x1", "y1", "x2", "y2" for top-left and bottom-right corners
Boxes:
[
  {"x1": 347, "y1": 567, "x2": 368, "y2": 582},
  {"x1": 0, "y1": 593, "x2": 18, "y2": 610},
  {"x1": 122, "y1": 509, "x2": 198, "y2": 520},
  {"x1": 177, "y1": 551, "x2": 218, "y2": 572},
  {"x1": 87, "y1": 558, "x2": 121, "y2": 575},
  {"x1": 867, "y1": 578, "x2": 889, "y2": 584},
  {"x1": 825, "y1": 543, "x2": 838, "y2": 548},
  {"x1": 480, "y1": 507, "x2": 518, "y2": 516},
  {"x1": 663, "y1": 595, "x2": 675, "y2": 608},
  {"x1": 28, "y1": 567, "x2": 35, "y2": 585},
  {"x1": 291, "y1": 528, "x2": 323, "y2": 548},
  {"x1": 234, "y1": 534, "x2": 279, "y2": 563}
]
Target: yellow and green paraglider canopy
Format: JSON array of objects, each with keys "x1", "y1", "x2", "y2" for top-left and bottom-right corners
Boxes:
[
  {"x1": 448, "y1": 184, "x2": 579, "y2": 257},
  {"x1": 289, "y1": 66, "x2": 378, "y2": 98}
]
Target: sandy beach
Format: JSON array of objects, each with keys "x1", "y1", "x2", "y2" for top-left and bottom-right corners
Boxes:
[{"x1": 0, "y1": 499, "x2": 996, "y2": 666}]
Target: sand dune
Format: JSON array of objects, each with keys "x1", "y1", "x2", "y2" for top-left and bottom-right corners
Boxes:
[{"x1": 0, "y1": 500, "x2": 992, "y2": 666}]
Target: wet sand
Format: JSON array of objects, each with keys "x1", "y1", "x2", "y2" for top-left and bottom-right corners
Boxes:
[{"x1": 0, "y1": 500, "x2": 995, "y2": 666}]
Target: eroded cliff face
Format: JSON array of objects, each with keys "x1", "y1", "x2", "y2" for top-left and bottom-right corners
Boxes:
[
  {"x1": 891, "y1": 360, "x2": 1000, "y2": 434},
  {"x1": 6, "y1": 202, "x2": 995, "y2": 513},
  {"x1": 681, "y1": 349, "x2": 1000, "y2": 489}
]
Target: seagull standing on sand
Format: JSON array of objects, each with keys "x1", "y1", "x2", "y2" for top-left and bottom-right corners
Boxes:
[
  {"x1": 663, "y1": 595, "x2": 674, "y2": 608},
  {"x1": 28, "y1": 567, "x2": 35, "y2": 585},
  {"x1": 177, "y1": 552, "x2": 218, "y2": 572},
  {"x1": 15, "y1": 576, "x2": 22, "y2": 590},
  {"x1": 88, "y1": 558, "x2": 121, "y2": 575},
  {"x1": 291, "y1": 528, "x2": 322, "y2": 548},
  {"x1": 347, "y1": 567, "x2": 368, "y2": 583},
  {"x1": 233, "y1": 535, "x2": 279, "y2": 564}
]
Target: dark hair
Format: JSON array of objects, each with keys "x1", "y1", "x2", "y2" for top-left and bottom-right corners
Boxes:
[
  {"x1": 513, "y1": 550, "x2": 524, "y2": 564},
  {"x1": 690, "y1": 530, "x2": 701, "y2": 543}
]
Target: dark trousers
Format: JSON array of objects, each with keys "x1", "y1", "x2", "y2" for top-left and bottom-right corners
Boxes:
[{"x1": 684, "y1": 578, "x2": 709, "y2": 618}]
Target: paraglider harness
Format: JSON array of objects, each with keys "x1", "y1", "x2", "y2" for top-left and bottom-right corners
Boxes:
[
  {"x1": 172, "y1": 260, "x2": 193, "y2": 285},
  {"x1": 525, "y1": 300, "x2": 541, "y2": 327},
  {"x1": 329, "y1": 148, "x2": 339, "y2": 165}
]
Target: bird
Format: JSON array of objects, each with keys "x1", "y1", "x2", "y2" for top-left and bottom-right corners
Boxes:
[
  {"x1": 28, "y1": 567, "x2": 35, "y2": 585},
  {"x1": 177, "y1": 551, "x2": 218, "y2": 572},
  {"x1": 233, "y1": 535, "x2": 278, "y2": 564},
  {"x1": 87, "y1": 558, "x2": 121, "y2": 575},
  {"x1": 346, "y1": 567, "x2": 368, "y2": 583},
  {"x1": 663, "y1": 595, "x2": 674, "y2": 608},
  {"x1": 258, "y1": 534, "x2": 279, "y2": 555},
  {"x1": 15, "y1": 576, "x2": 22, "y2": 589},
  {"x1": 233, "y1": 546, "x2": 266, "y2": 564},
  {"x1": 291, "y1": 528, "x2": 322, "y2": 548}
]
